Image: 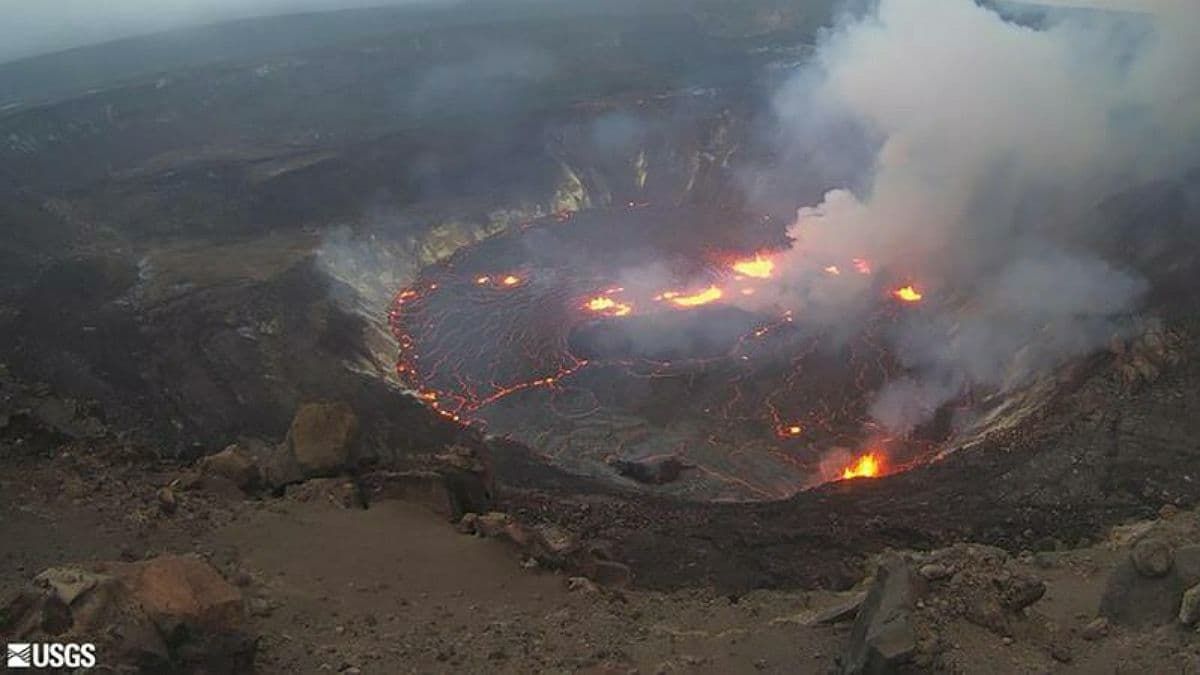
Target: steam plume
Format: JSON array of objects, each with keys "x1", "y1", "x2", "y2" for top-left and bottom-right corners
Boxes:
[{"x1": 754, "y1": 0, "x2": 1200, "y2": 433}]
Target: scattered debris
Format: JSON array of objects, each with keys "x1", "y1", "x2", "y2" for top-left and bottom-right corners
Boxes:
[{"x1": 2, "y1": 556, "x2": 254, "y2": 673}]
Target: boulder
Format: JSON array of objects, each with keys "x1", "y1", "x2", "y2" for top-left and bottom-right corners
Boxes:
[
  {"x1": 1131, "y1": 539, "x2": 1174, "y2": 578},
  {"x1": 199, "y1": 445, "x2": 261, "y2": 491},
  {"x1": 1099, "y1": 543, "x2": 1200, "y2": 627},
  {"x1": 95, "y1": 555, "x2": 244, "y2": 630},
  {"x1": 286, "y1": 402, "x2": 359, "y2": 477},
  {"x1": 842, "y1": 554, "x2": 923, "y2": 675},
  {"x1": 2, "y1": 555, "x2": 253, "y2": 673}
]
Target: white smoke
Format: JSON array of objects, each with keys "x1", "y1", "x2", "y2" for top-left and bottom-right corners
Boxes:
[{"x1": 750, "y1": 0, "x2": 1200, "y2": 433}]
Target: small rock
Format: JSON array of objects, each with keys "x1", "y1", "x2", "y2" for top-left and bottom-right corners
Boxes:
[
  {"x1": 1081, "y1": 617, "x2": 1109, "y2": 641},
  {"x1": 1002, "y1": 636, "x2": 1014, "y2": 646},
  {"x1": 918, "y1": 563, "x2": 952, "y2": 581},
  {"x1": 249, "y1": 597, "x2": 274, "y2": 617},
  {"x1": 1179, "y1": 584, "x2": 1200, "y2": 626},
  {"x1": 500, "y1": 521, "x2": 534, "y2": 548},
  {"x1": 157, "y1": 486, "x2": 178, "y2": 514},
  {"x1": 567, "y1": 577, "x2": 601, "y2": 594},
  {"x1": 285, "y1": 478, "x2": 364, "y2": 509},
  {"x1": 1132, "y1": 539, "x2": 1173, "y2": 578},
  {"x1": 999, "y1": 574, "x2": 1046, "y2": 612},
  {"x1": 456, "y1": 513, "x2": 479, "y2": 535},
  {"x1": 475, "y1": 512, "x2": 512, "y2": 538},
  {"x1": 1159, "y1": 504, "x2": 1180, "y2": 520},
  {"x1": 199, "y1": 445, "x2": 261, "y2": 491},
  {"x1": 1049, "y1": 644, "x2": 1073, "y2": 663}
]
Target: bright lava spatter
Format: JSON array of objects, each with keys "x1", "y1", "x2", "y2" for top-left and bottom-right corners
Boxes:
[
  {"x1": 841, "y1": 452, "x2": 884, "y2": 480},
  {"x1": 387, "y1": 207, "x2": 937, "y2": 498},
  {"x1": 893, "y1": 285, "x2": 923, "y2": 302}
]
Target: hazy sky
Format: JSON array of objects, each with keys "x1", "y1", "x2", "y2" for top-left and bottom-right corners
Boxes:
[
  {"x1": 0, "y1": 0, "x2": 1177, "y2": 64},
  {"x1": 0, "y1": 0, "x2": 452, "y2": 63}
]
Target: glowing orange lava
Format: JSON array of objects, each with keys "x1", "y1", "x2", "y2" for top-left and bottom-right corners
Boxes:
[
  {"x1": 853, "y1": 258, "x2": 872, "y2": 275},
  {"x1": 841, "y1": 453, "x2": 884, "y2": 480},
  {"x1": 731, "y1": 254, "x2": 775, "y2": 279},
  {"x1": 666, "y1": 285, "x2": 724, "y2": 308},
  {"x1": 501, "y1": 275, "x2": 522, "y2": 287},
  {"x1": 892, "y1": 285, "x2": 923, "y2": 303},
  {"x1": 824, "y1": 265, "x2": 842, "y2": 276},
  {"x1": 585, "y1": 296, "x2": 633, "y2": 317}
]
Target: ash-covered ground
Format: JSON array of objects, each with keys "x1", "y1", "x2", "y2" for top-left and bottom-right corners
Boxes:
[{"x1": 2, "y1": 1, "x2": 1199, "y2": 673}]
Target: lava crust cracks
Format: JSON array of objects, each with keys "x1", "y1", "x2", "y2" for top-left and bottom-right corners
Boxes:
[{"x1": 390, "y1": 205, "x2": 942, "y2": 500}]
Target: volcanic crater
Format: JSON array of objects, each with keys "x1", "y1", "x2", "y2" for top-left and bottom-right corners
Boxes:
[
  {"x1": 391, "y1": 203, "x2": 949, "y2": 500},
  {"x1": 1, "y1": 0, "x2": 1198, "y2": 605}
]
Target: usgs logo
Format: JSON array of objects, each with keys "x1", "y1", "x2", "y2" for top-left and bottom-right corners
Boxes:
[{"x1": 6, "y1": 642, "x2": 97, "y2": 669}]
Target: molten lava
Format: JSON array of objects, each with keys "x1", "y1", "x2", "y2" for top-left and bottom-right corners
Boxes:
[
  {"x1": 731, "y1": 254, "x2": 775, "y2": 279},
  {"x1": 585, "y1": 296, "x2": 633, "y2": 317},
  {"x1": 853, "y1": 258, "x2": 872, "y2": 275},
  {"x1": 892, "y1": 285, "x2": 923, "y2": 303},
  {"x1": 841, "y1": 452, "x2": 884, "y2": 480},
  {"x1": 824, "y1": 265, "x2": 842, "y2": 276},
  {"x1": 665, "y1": 285, "x2": 724, "y2": 308},
  {"x1": 501, "y1": 275, "x2": 522, "y2": 287}
]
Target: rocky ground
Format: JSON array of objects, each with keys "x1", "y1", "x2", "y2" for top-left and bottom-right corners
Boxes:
[{"x1": 3, "y1": 391, "x2": 1199, "y2": 673}]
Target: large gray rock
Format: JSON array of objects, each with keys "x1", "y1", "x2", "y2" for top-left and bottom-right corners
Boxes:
[
  {"x1": 1100, "y1": 544, "x2": 1200, "y2": 627},
  {"x1": 842, "y1": 554, "x2": 924, "y2": 674}
]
